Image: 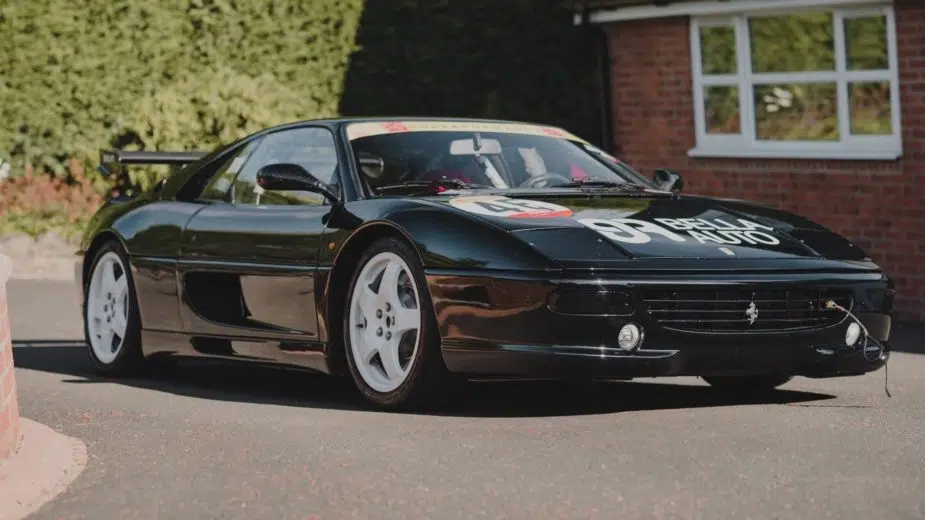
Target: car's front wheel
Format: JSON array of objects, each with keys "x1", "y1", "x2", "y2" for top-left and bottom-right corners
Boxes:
[
  {"x1": 83, "y1": 241, "x2": 144, "y2": 375},
  {"x1": 702, "y1": 375, "x2": 793, "y2": 393},
  {"x1": 342, "y1": 237, "x2": 452, "y2": 410}
]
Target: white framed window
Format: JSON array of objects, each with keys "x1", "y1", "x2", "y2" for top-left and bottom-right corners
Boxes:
[{"x1": 689, "y1": 3, "x2": 901, "y2": 160}]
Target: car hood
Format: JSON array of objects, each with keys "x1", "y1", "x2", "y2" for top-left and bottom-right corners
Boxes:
[{"x1": 429, "y1": 191, "x2": 870, "y2": 264}]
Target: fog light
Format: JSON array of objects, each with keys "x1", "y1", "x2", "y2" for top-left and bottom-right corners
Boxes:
[
  {"x1": 845, "y1": 322, "x2": 862, "y2": 346},
  {"x1": 618, "y1": 323, "x2": 643, "y2": 351}
]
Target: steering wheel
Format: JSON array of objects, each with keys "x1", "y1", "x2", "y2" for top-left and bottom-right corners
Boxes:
[{"x1": 517, "y1": 173, "x2": 572, "y2": 189}]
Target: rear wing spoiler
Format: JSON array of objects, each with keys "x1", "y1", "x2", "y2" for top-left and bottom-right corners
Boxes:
[{"x1": 98, "y1": 149, "x2": 207, "y2": 177}]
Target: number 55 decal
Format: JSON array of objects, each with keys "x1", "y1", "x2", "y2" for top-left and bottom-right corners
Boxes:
[{"x1": 449, "y1": 196, "x2": 574, "y2": 218}]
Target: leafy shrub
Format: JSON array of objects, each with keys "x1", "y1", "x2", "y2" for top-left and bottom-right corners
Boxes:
[
  {"x1": 1, "y1": 0, "x2": 603, "y2": 240},
  {"x1": 0, "y1": 0, "x2": 364, "y2": 186},
  {"x1": 0, "y1": 0, "x2": 601, "y2": 194},
  {"x1": 0, "y1": 158, "x2": 105, "y2": 240},
  {"x1": 116, "y1": 68, "x2": 326, "y2": 192}
]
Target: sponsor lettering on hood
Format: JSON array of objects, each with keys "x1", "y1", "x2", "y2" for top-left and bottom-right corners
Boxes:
[{"x1": 578, "y1": 217, "x2": 780, "y2": 246}]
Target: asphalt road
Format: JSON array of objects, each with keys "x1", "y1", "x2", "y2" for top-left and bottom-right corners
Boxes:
[{"x1": 9, "y1": 279, "x2": 925, "y2": 519}]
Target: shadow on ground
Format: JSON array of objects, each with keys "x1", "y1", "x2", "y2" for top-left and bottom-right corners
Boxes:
[{"x1": 13, "y1": 341, "x2": 836, "y2": 418}]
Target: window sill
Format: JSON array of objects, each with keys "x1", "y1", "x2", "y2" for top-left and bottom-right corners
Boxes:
[{"x1": 687, "y1": 147, "x2": 903, "y2": 161}]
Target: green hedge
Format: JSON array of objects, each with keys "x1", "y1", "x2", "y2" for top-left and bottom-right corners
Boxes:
[{"x1": 0, "y1": 0, "x2": 602, "y2": 191}]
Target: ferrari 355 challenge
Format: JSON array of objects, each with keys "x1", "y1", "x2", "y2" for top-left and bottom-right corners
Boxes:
[{"x1": 77, "y1": 117, "x2": 894, "y2": 409}]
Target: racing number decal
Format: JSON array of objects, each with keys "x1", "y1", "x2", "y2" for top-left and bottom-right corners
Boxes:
[
  {"x1": 449, "y1": 196, "x2": 574, "y2": 219},
  {"x1": 578, "y1": 217, "x2": 781, "y2": 246},
  {"x1": 578, "y1": 218, "x2": 686, "y2": 244}
]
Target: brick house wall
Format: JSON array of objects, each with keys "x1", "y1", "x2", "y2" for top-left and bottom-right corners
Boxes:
[
  {"x1": 598, "y1": 0, "x2": 925, "y2": 321},
  {"x1": 0, "y1": 254, "x2": 20, "y2": 461}
]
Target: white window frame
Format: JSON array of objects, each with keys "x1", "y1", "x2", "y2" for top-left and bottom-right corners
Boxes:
[{"x1": 688, "y1": 3, "x2": 902, "y2": 160}]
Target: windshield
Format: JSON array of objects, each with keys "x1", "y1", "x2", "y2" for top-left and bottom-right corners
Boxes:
[{"x1": 345, "y1": 121, "x2": 654, "y2": 194}]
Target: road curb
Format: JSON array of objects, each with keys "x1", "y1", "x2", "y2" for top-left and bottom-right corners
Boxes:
[
  {"x1": 8, "y1": 257, "x2": 79, "y2": 282},
  {"x1": 0, "y1": 418, "x2": 88, "y2": 520},
  {"x1": 0, "y1": 233, "x2": 80, "y2": 282}
]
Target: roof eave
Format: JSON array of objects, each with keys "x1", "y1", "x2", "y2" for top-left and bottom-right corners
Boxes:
[{"x1": 571, "y1": 0, "x2": 894, "y2": 25}]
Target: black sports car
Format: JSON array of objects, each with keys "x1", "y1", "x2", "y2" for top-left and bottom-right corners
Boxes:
[{"x1": 77, "y1": 117, "x2": 894, "y2": 409}]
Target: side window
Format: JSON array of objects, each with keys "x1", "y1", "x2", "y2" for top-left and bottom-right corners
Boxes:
[
  {"x1": 197, "y1": 138, "x2": 263, "y2": 202},
  {"x1": 232, "y1": 127, "x2": 340, "y2": 206}
]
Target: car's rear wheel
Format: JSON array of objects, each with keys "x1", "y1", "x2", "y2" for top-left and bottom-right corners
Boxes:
[
  {"x1": 343, "y1": 237, "x2": 453, "y2": 410},
  {"x1": 701, "y1": 375, "x2": 793, "y2": 393},
  {"x1": 83, "y1": 241, "x2": 144, "y2": 375}
]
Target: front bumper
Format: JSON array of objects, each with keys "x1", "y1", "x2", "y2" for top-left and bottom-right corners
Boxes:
[
  {"x1": 442, "y1": 335, "x2": 888, "y2": 379},
  {"x1": 429, "y1": 270, "x2": 892, "y2": 379}
]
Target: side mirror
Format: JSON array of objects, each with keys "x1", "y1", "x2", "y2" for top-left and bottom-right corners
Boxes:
[
  {"x1": 653, "y1": 168, "x2": 683, "y2": 192},
  {"x1": 256, "y1": 163, "x2": 339, "y2": 205}
]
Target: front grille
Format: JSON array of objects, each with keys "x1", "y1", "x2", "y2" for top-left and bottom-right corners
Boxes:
[{"x1": 643, "y1": 286, "x2": 853, "y2": 333}]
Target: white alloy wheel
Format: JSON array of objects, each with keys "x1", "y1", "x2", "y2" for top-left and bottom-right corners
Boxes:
[
  {"x1": 347, "y1": 251, "x2": 423, "y2": 393},
  {"x1": 86, "y1": 251, "x2": 131, "y2": 365}
]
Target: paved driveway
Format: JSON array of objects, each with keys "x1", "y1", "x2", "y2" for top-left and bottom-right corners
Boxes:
[{"x1": 9, "y1": 279, "x2": 925, "y2": 519}]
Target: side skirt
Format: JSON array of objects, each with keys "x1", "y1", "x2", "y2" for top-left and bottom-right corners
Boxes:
[{"x1": 140, "y1": 329, "x2": 334, "y2": 375}]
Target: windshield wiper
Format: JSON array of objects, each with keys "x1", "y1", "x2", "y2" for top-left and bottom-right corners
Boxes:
[
  {"x1": 375, "y1": 178, "x2": 494, "y2": 194},
  {"x1": 551, "y1": 177, "x2": 646, "y2": 190}
]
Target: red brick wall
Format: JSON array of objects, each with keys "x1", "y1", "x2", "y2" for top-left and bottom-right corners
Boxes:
[
  {"x1": 0, "y1": 254, "x2": 20, "y2": 461},
  {"x1": 603, "y1": 1, "x2": 925, "y2": 321}
]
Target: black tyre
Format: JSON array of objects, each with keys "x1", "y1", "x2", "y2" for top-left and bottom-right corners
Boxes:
[
  {"x1": 82, "y1": 240, "x2": 145, "y2": 375},
  {"x1": 342, "y1": 236, "x2": 455, "y2": 410}
]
